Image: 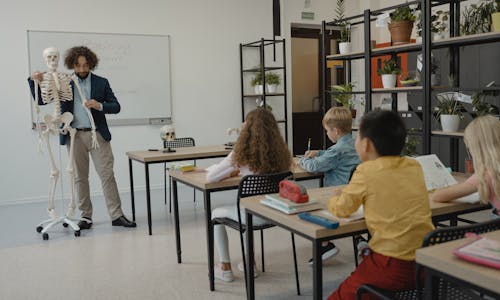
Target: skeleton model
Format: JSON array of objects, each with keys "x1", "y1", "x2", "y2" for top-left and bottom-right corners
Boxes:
[
  {"x1": 160, "y1": 125, "x2": 176, "y2": 153},
  {"x1": 33, "y1": 47, "x2": 97, "y2": 240}
]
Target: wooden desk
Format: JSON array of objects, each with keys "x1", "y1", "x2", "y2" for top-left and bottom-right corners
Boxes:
[
  {"x1": 417, "y1": 230, "x2": 500, "y2": 299},
  {"x1": 126, "y1": 145, "x2": 231, "y2": 235},
  {"x1": 169, "y1": 163, "x2": 322, "y2": 291},
  {"x1": 241, "y1": 185, "x2": 490, "y2": 300}
]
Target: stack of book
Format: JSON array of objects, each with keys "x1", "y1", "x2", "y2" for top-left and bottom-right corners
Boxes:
[{"x1": 261, "y1": 193, "x2": 322, "y2": 214}]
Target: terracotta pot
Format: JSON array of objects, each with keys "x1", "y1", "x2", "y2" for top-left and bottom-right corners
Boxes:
[{"x1": 388, "y1": 21, "x2": 414, "y2": 45}]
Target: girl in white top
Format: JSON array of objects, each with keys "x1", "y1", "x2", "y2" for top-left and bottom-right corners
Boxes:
[
  {"x1": 431, "y1": 115, "x2": 500, "y2": 216},
  {"x1": 206, "y1": 108, "x2": 291, "y2": 282}
]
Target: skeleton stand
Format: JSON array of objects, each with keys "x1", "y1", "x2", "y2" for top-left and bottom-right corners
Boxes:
[{"x1": 34, "y1": 72, "x2": 88, "y2": 240}]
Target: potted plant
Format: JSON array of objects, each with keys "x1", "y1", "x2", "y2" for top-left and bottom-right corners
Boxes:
[
  {"x1": 335, "y1": 0, "x2": 351, "y2": 54},
  {"x1": 436, "y1": 93, "x2": 463, "y2": 132},
  {"x1": 265, "y1": 72, "x2": 281, "y2": 93},
  {"x1": 331, "y1": 82, "x2": 356, "y2": 117},
  {"x1": 402, "y1": 128, "x2": 420, "y2": 156},
  {"x1": 377, "y1": 59, "x2": 401, "y2": 88},
  {"x1": 388, "y1": 5, "x2": 416, "y2": 45},
  {"x1": 251, "y1": 72, "x2": 263, "y2": 94},
  {"x1": 461, "y1": 1, "x2": 497, "y2": 35},
  {"x1": 492, "y1": 0, "x2": 500, "y2": 32},
  {"x1": 472, "y1": 90, "x2": 500, "y2": 116},
  {"x1": 415, "y1": 9, "x2": 449, "y2": 42}
]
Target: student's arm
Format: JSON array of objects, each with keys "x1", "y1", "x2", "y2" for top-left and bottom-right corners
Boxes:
[
  {"x1": 328, "y1": 170, "x2": 366, "y2": 217},
  {"x1": 206, "y1": 152, "x2": 239, "y2": 183},
  {"x1": 299, "y1": 148, "x2": 338, "y2": 173},
  {"x1": 430, "y1": 181, "x2": 477, "y2": 203}
]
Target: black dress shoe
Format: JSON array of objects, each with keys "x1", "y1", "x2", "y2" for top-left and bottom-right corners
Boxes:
[
  {"x1": 112, "y1": 216, "x2": 136, "y2": 228},
  {"x1": 78, "y1": 219, "x2": 92, "y2": 230}
]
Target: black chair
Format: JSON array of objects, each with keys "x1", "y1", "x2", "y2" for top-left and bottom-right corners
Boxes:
[
  {"x1": 356, "y1": 218, "x2": 500, "y2": 300},
  {"x1": 211, "y1": 171, "x2": 301, "y2": 295},
  {"x1": 163, "y1": 137, "x2": 196, "y2": 212}
]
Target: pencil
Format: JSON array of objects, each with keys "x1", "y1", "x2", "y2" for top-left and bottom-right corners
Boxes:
[{"x1": 307, "y1": 138, "x2": 311, "y2": 152}]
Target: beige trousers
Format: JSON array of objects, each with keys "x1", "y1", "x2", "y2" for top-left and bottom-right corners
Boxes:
[{"x1": 67, "y1": 131, "x2": 123, "y2": 220}]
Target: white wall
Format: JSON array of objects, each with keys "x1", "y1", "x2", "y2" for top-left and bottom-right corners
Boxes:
[{"x1": 1, "y1": 0, "x2": 273, "y2": 205}]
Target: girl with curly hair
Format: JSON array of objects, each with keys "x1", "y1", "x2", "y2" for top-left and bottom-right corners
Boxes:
[{"x1": 206, "y1": 108, "x2": 291, "y2": 282}]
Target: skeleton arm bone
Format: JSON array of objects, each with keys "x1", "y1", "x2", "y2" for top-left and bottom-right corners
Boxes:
[{"x1": 71, "y1": 75, "x2": 99, "y2": 148}]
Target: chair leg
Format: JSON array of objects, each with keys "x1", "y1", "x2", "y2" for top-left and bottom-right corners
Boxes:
[
  {"x1": 164, "y1": 164, "x2": 167, "y2": 205},
  {"x1": 169, "y1": 176, "x2": 173, "y2": 213},
  {"x1": 291, "y1": 233, "x2": 301, "y2": 295},
  {"x1": 260, "y1": 229, "x2": 265, "y2": 272},
  {"x1": 353, "y1": 236, "x2": 359, "y2": 267}
]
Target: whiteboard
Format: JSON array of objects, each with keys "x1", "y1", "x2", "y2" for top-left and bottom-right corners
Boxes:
[{"x1": 27, "y1": 30, "x2": 172, "y2": 126}]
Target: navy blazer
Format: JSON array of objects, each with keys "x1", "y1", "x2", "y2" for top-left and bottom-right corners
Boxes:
[{"x1": 28, "y1": 73, "x2": 120, "y2": 145}]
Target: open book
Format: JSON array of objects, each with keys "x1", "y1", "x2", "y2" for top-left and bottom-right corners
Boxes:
[{"x1": 413, "y1": 154, "x2": 479, "y2": 204}]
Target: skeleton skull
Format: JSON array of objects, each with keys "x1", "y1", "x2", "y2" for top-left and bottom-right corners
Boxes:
[
  {"x1": 43, "y1": 47, "x2": 59, "y2": 72},
  {"x1": 160, "y1": 125, "x2": 176, "y2": 142}
]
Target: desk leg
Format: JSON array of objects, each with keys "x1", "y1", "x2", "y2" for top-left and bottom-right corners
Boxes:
[
  {"x1": 173, "y1": 179, "x2": 182, "y2": 263},
  {"x1": 246, "y1": 211, "x2": 255, "y2": 300},
  {"x1": 128, "y1": 158, "x2": 135, "y2": 221},
  {"x1": 145, "y1": 163, "x2": 152, "y2": 235},
  {"x1": 313, "y1": 240, "x2": 323, "y2": 300},
  {"x1": 204, "y1": 191, "x2": 214, "y2": 291}
]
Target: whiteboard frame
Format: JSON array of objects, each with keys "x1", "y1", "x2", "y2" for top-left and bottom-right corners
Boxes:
[{"x1": 27, "y1": 30, "x2": 173, "y2": 127}]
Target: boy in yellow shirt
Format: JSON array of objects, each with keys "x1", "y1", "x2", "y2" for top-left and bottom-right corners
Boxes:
[{"x1": 327, "y1": 110, "x2": 434, "y2": 300}]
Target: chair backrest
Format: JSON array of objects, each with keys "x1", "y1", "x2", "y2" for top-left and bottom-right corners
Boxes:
[
  {"x1": 237, "y1": 171, "x2": 293, "y2": 201},
  {"x1": 348, "y1": 164, "x2": 358, "y2": 182},
  {"x1": 163, "y1": 137, "x2": 195, "y2": 149},
  {"x1": 423, "y1": 218, "x2": 500, "y2": 247}
]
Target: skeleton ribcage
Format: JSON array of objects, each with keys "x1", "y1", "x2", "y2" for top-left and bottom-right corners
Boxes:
[{"x1": 40, "y1": 72, "x2": 73, "y2": 104}]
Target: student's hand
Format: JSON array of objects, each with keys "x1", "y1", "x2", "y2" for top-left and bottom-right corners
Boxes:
[
  {"x1": 305, "y1": 150, "x2": 318, "y2": 158},
  {"x1": 85, "y1": 99, "x2": 102, "y2": 110},
  {"x1": 31, "y1": 71, "x2": 45, "y2": 82}
]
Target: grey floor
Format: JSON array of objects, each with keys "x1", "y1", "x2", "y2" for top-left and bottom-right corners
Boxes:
[{"x1": 0, "y1": 180, "x2": 492, "y2": 300}]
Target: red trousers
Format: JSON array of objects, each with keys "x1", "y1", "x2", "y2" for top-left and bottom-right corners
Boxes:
[{"x1": 328, "y1": 252, "x2": 416, "y2": 300}]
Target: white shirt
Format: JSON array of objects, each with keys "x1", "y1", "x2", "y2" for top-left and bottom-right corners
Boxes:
[{"x1": 206, "y1": 151, "x2": 253, "y2": 183}]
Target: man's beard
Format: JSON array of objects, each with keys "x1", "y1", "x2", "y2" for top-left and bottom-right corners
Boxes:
[{"x1": 76, "y1": 72, "x2": 89, "y2": 79}]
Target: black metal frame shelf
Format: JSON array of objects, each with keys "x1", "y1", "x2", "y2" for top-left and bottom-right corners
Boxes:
[
  {"x1": 372, "y1": 86, "x2": 423, "y2": 93},
  {"x1": 239, "y1": 38, "x2": 288, "y2": 142}
]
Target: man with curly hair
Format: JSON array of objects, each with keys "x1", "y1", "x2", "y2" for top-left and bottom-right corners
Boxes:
[{"x1": 31, "y1": 46, "x2": 136, "y2": 230}]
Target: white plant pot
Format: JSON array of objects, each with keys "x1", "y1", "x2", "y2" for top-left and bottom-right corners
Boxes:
[
  {"x1": 381, "y1": 74, "x2": 397, "y2": 88},
  {"x1": 254, "y1": 85, "x2": 263, "y2": 94},
  {"x1": 415, "y1": 36, "x2": 422, "y2": 44},
  {"x1": 266, "y1": 84, "x2": 277, "y2": 93},
  {"x1": 440, "y1": 114, "x2": 460, "y2": 132},
  {"x1": 338, "y1": 42, "x2": 351, "y2": 54}
]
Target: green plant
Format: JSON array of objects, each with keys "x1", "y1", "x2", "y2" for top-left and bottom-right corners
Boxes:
[
  {"x1": 416, "y1": 9, "x2": 449, "y2": 37},
  {"x1": 461, "y1": 1, "x2": 496, "y2": 35},
  {"x1": 331, "y1": 82, "x2": 355, "y2": 108},
  {"x1": 390, "y1": 6, "x2": 416, "y2": 22},
  {"x1": 435, "y1": 93, "x2": 463, "y2": 118},
  {"x1": 265, "y1": 72, "x2": 281, "y2": 85},
  {"x1": 335, "y1": 0, "x2": 350, "y2": 43},
  {"x1": 472, "y1": 90, "x2": 500, "y2": 116},
  {"x1": 377, "y1": 59, "x2": 401, "y2": 75},
  {"x1": 497, "y1": 0, "x2": 500, "y2": 12},
  {"x1": 402, "y1": 128, "x2": 420, "y2": 156},
  {"x1": 250, "y1": 72, "x2": 263, "y2": 86}
]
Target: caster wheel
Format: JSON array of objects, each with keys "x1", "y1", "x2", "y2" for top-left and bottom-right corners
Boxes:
[
  {"x1": 36, "y1": 226, "x2": 43, "y2": 233},
  {"x1": 63, "y1": 223, "x2": 68, "y2": 228},
  {"x1": 74, "y1": 230, "x2": 81, "y2": 237},
  {"x1": 42, "y1": 233, "x2": 49, "y2": 240}
]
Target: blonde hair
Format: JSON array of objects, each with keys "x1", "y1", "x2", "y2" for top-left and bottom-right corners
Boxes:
[
  {"x1": 463, "y1": 115, "x2": 500, "y2": 204},
  {"x1": 322, "y1": 107, "x2": 353, "y2": 133}
]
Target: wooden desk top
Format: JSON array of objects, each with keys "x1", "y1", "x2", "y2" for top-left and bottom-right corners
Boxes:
[
  {"x1": 169, "y1": 162, "x2": 320, "y2": 190},
  {"x1": 416, "y1": 230, "x2": 500, "y2": 294},
  {"x1": 126, "y1": 145, "x2": 231, "y2": 163},
  {"x1": 241, "y1": 177, "x2": 487, "y2": 240}
]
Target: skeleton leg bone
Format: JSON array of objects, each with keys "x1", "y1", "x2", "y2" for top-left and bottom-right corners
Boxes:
[{"x1": 42, "y1": 118, "x2": 59, "y2": 220}]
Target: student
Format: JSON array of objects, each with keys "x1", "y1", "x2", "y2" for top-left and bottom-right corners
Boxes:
[
  {"x1": 431, "y1": 115, "x2": 499, "y2": 216},
  {"x1": 206, "y1": 108, "x2": 292, "y2": 282},
  {"x1": 327, "y1": 110, "x2": 434, "y2": 300},
  {"x1": 299, "y1": 107, "x2": 360, "y2": 262}
]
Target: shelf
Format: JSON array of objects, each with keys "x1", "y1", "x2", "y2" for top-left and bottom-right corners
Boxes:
[
  {"x1": 432, "y1": 86, "x2": 500, "y2": 92},
  {"x1": 276, "y1": 120, "x2": 287, "y2": 123},
  {"x1": 432, "y1": 130, "x2": 464, "y2": 137},
  {"x1": 326, "y1": 51, "x2": 365, "y2": 61},
  {"x1": 242, "y1": 67, "x2": 284, "y2": 73},
  {"x1": 243, "y1": 93, "x2": 285, "y2": 97},
  {"x1": 371, "y1": 43, "x2": 422, "y2": 56},
  {"x1": 433, "y1": 32, "x2": 500, "y2": 49},
  {"x1": 372, "y1": 86, "x2": 423, "y2": 93},
  {"x1": 325, "y1": 90, "x2": 366, "y2": 95}
]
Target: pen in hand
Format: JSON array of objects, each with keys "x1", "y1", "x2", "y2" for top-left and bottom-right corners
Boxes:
[{"x1": 307, "y1": 138, "x2": 311, "y2": 152}]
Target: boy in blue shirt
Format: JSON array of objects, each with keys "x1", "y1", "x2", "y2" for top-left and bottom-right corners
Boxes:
[{"x1": 300, "y1": 106, "x2": 360, "y2": 262}]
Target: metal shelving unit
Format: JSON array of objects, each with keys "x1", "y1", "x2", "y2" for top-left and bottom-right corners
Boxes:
[
  {"x1": 321, "y1": 0, "x2": 500, "y2": 170},
  {"x1": 239, "y1": 38, "x2": 288, "y2": 141}
]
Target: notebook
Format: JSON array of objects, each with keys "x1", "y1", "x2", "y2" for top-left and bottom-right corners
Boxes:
[
  {"x1": 453, "y1": 233, "x2": 500, "y2": 269},
  {"x1": 313, "y1": 206, "x2": 364, "y2": 223},
  {"x1": 261, "y1": 194, "x2": 322, "y2": 214}
]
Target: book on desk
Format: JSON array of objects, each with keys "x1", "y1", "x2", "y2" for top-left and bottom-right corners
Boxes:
[{"x1": 261, "y1": 194, "x2": 322, "y2": 214}]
